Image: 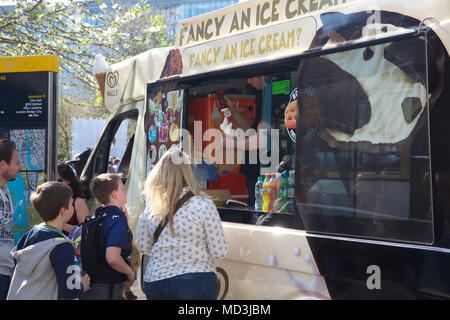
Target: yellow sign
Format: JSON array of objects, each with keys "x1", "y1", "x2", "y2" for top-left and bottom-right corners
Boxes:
[
  {"x1": 0, "y1": 55, "x2": 59, "y2": 73},
  {"x1": 181, "y1": 17, "x2": 316, "y2": 75},
  {"x1": 176, "y1": 0, "x2": 355, "y2": 47}
]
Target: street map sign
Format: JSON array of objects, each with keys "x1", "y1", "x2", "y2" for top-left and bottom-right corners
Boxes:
[{"x1": 0, "y1": 55, "x2": 58, "y2": 243}]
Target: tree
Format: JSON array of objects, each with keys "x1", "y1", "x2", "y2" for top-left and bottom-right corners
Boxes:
[
  {"x1": 57, "y1": 86, "x2": 108, "y2": 161},
  {"x1": 0, "y1": 0, "x2": 169, "y2": 90},
  {"x1": 0, "y1": 0, "x2": 170, "y2": 160}
]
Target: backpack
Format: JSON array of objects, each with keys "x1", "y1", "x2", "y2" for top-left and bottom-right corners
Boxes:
[{"x1": 75, "y1": 212, "x2": 121, "y2": 281}]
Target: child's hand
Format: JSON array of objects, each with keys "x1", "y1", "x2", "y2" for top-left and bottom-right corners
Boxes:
[
  {"x1": 81, "y1": 274, "x2": 91, "y2": 292},
  {"x1": 127, "y1": 270, "x2": 135, "y2": 283},
  {"x1": 123, "y1": 271, "x2": 135, "y2": 288}
]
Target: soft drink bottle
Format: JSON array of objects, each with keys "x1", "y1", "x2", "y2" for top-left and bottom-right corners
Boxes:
[
  {"x1": 279, "y1": 172, "x2": 289, "y2": 199},
  {"x1": 271, "y1": 173, "x2": 282, "y2": 211},
  {"x1": 288, "y1": 170, "x2": 295, "y2": 199},
  {"x1": 277, "y1": 172, "x2": 289, "y2": 212},
  {"x1": 268, "y1": 173, "x2": 276, "y2": 212},
  {"x1": 275, "y1": 173, "x2": 282, "y2": 200},
  {"x1": 254, "y1": 176, "x2": 264, "y2": 211},
  {"x1": 262, "y1": 173, "x2": 271, "y2": 212}
]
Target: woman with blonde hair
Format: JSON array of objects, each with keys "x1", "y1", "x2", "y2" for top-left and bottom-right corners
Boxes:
[{"x1": 138, "y1": 148, "x2": 228, "y2": 300}]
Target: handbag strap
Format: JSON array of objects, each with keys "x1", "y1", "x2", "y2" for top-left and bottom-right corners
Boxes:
[{"x1": 153, "y1": 191, "x2": 194, "y2": 243}]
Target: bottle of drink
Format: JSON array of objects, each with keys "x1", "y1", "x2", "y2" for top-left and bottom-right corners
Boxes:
[
  {"x1": 278, "y1": 172, "x2": 289, "y2": 212},
  {"x1": 262, "y1": 173, "x2": 271, "y2": 212},
  {"x1": 288, "y1": 170, "x2": 295, "y2": 199},
  {"x1": 254, "y1": 176, "x2": 264, "y2": 211},
  {"x1": 275, "y1": 173, "x2": 282, "y2": 201},
  {"x1": 268, "y1": 173, "x2": 276, "y2": 212},
  {"x1": 279, "y1": 172, "x2": 289, "y2": 200}
]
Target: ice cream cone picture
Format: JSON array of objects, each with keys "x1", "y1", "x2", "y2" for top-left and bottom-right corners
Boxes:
[
  {"x1": 170, "y1": 123, "x2": 180, "y2": 142},
  {"x1": 171, "y1": 91, "x2": 177, "y2": 109},
  {"x1": 148, "y1": 124, "x2": 157, "y2": 143},
  {"x1": 94, "y1": 54, "x2": 109, "y2": 102},
  {"x1": 148, "y1": 145, "x2": 157, "y2": 163},
  {"x1": 95, "y1": 73, "x2": 106, "y2": 100},
  {"x1": 168, "y1": 108, "x2": 176, "y2": 124},
  {"x1": 167, "y1": 89, "x2": 183, "y2": 112},
  {"x1": 159, "y1": 123, "x2": 169, "y2": 142},
  {"x1": 159, "y1": 144, "x2": 167, "y2": 160},
  {"x1": 155, "y1": 109, "x2": 163, "y2": 128},
  {"x1": 148, "y1": 92, "x2": 161, "y2": 115}
]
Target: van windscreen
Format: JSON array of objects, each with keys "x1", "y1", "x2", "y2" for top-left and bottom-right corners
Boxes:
[{"x1": 295, "y1": 35, "x2": 433, "y2": 244}]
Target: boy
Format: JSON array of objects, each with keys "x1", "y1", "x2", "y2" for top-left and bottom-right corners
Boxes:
[
  {"x1": 7, "y1": 182, "x2": 90, "y2": 300},
  {"x1": 81, "y1": 173, "x2": 134, "y2": 300}
]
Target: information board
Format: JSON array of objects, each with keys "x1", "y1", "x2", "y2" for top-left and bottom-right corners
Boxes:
[{"x1": 0, "y1": 55, "x2": 58, "y2": 243}]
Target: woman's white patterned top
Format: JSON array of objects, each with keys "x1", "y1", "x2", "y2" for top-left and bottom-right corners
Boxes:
[{"x1": 138, "y1": 189, "x2": 229, "y2": 282}]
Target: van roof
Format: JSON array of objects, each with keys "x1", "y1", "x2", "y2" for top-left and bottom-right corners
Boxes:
[
  {"x1": 103, "y1": 0, "x2": 450, "y2": 111},
  {"x1": 169, "y1": 0, "x2": 449, "y2": 79}
]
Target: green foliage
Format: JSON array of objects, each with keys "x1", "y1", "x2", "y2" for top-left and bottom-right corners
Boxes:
[
  {"x1": 0, "y1": 0, "x2": 169, "y2": 161},
  {"x1": 0, "y1": 0, "x2": 169, "y2": 90}
]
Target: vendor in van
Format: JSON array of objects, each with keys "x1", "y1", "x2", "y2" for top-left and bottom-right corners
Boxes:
[{"x1": 223, "y1": 76, "x2": 269, "y2": 208}]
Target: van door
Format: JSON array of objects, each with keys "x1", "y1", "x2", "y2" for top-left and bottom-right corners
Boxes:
[
  {"x1": 139, "y1": 81, "x2": 186, "y2": 289},
  {"x1": 81, "y1": 106, "x2": 139, "y2": 208}
]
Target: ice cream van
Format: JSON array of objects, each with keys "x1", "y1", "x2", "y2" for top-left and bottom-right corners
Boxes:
[{"x1": 82, "y1": 0, "x2": 450, "y2": 299}]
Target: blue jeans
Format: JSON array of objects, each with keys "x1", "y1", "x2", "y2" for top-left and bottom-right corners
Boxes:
[
  {"x1": 143, "y1": 272, "x2": 218, "y2": 300},
  {"x1": 0, "y1": 274, "x2": 11, "y2": 300}
]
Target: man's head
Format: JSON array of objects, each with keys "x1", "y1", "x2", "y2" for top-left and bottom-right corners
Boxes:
[
  {"x1": 247, "y1": 76, "x2": 264, "y2": 91},
  {"x1": 30, "y1": 181, "x2": 73, "y2": 222},
  {"x1": 0, "y1": 139, "x2": 22, "y2": 186},
  {"x1": 90, "y1": 173, "x2": 126, "y2": 206}
]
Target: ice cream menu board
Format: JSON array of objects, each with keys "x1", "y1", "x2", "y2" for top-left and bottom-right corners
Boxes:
[
  {"x1": 145, "y1": 86, "x2": 183, "y2": 170},
  {"x1": 0, "y1": 55, "x2": 58, "y2": 243}
]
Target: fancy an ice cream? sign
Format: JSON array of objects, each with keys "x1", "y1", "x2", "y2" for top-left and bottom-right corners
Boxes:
[
  {"x1": 181, "y1": 17, "x2": 316, "y2": 76},
  {"x1": 176, "y1": 0, "x2": 355, "y2": 47}
]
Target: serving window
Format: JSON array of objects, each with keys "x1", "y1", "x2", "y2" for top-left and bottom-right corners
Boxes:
[
  {"x1": 295, "y1": 35, "x2": 434, "y2": 244},
  {"x1": 182, "y1": 70, "x2": 299, "y2": 227}
]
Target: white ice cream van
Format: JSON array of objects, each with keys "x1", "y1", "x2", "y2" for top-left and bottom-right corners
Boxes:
[{"x1": 82, "y1": 0, "x2": 450, "y2": 299}]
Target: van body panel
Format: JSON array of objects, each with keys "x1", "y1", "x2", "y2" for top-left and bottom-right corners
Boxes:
[
  {"x1": 217, "y1": 222, "x2": 330, "y2": 299},
  {"x1": 87, "y1": 0, "x2": 450, "y2": 300}
]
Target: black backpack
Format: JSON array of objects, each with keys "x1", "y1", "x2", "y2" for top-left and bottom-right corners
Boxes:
[{"x1": 80, "y1": 212, "x2": 121, "y2": 281}]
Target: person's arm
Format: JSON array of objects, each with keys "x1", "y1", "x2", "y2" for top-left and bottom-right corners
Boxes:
[
  {"x1": 105, "y1": 247, "x2": 134, "y2": 282},
  {"x1": 50, "y1": 243, "x2": 90, "y2": 299},
  {"x1": 224, "y1": 121, "x2": 271, "y2": 152},
  {"x1": 105, "y1": 217, "x2": 134, "y2": 282},
  {"x1": 74, "y1": 197, "x2": 90, "y2": 224},
  {"x1": 137, "y1": 205, "x2": 155, "y2": 255},
  {"x1": 202, "y1": 200, "x2": 229, "y2": 260},
  {"x1": 224, "y1": 96, "x2": 252, "y2": 130}
]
